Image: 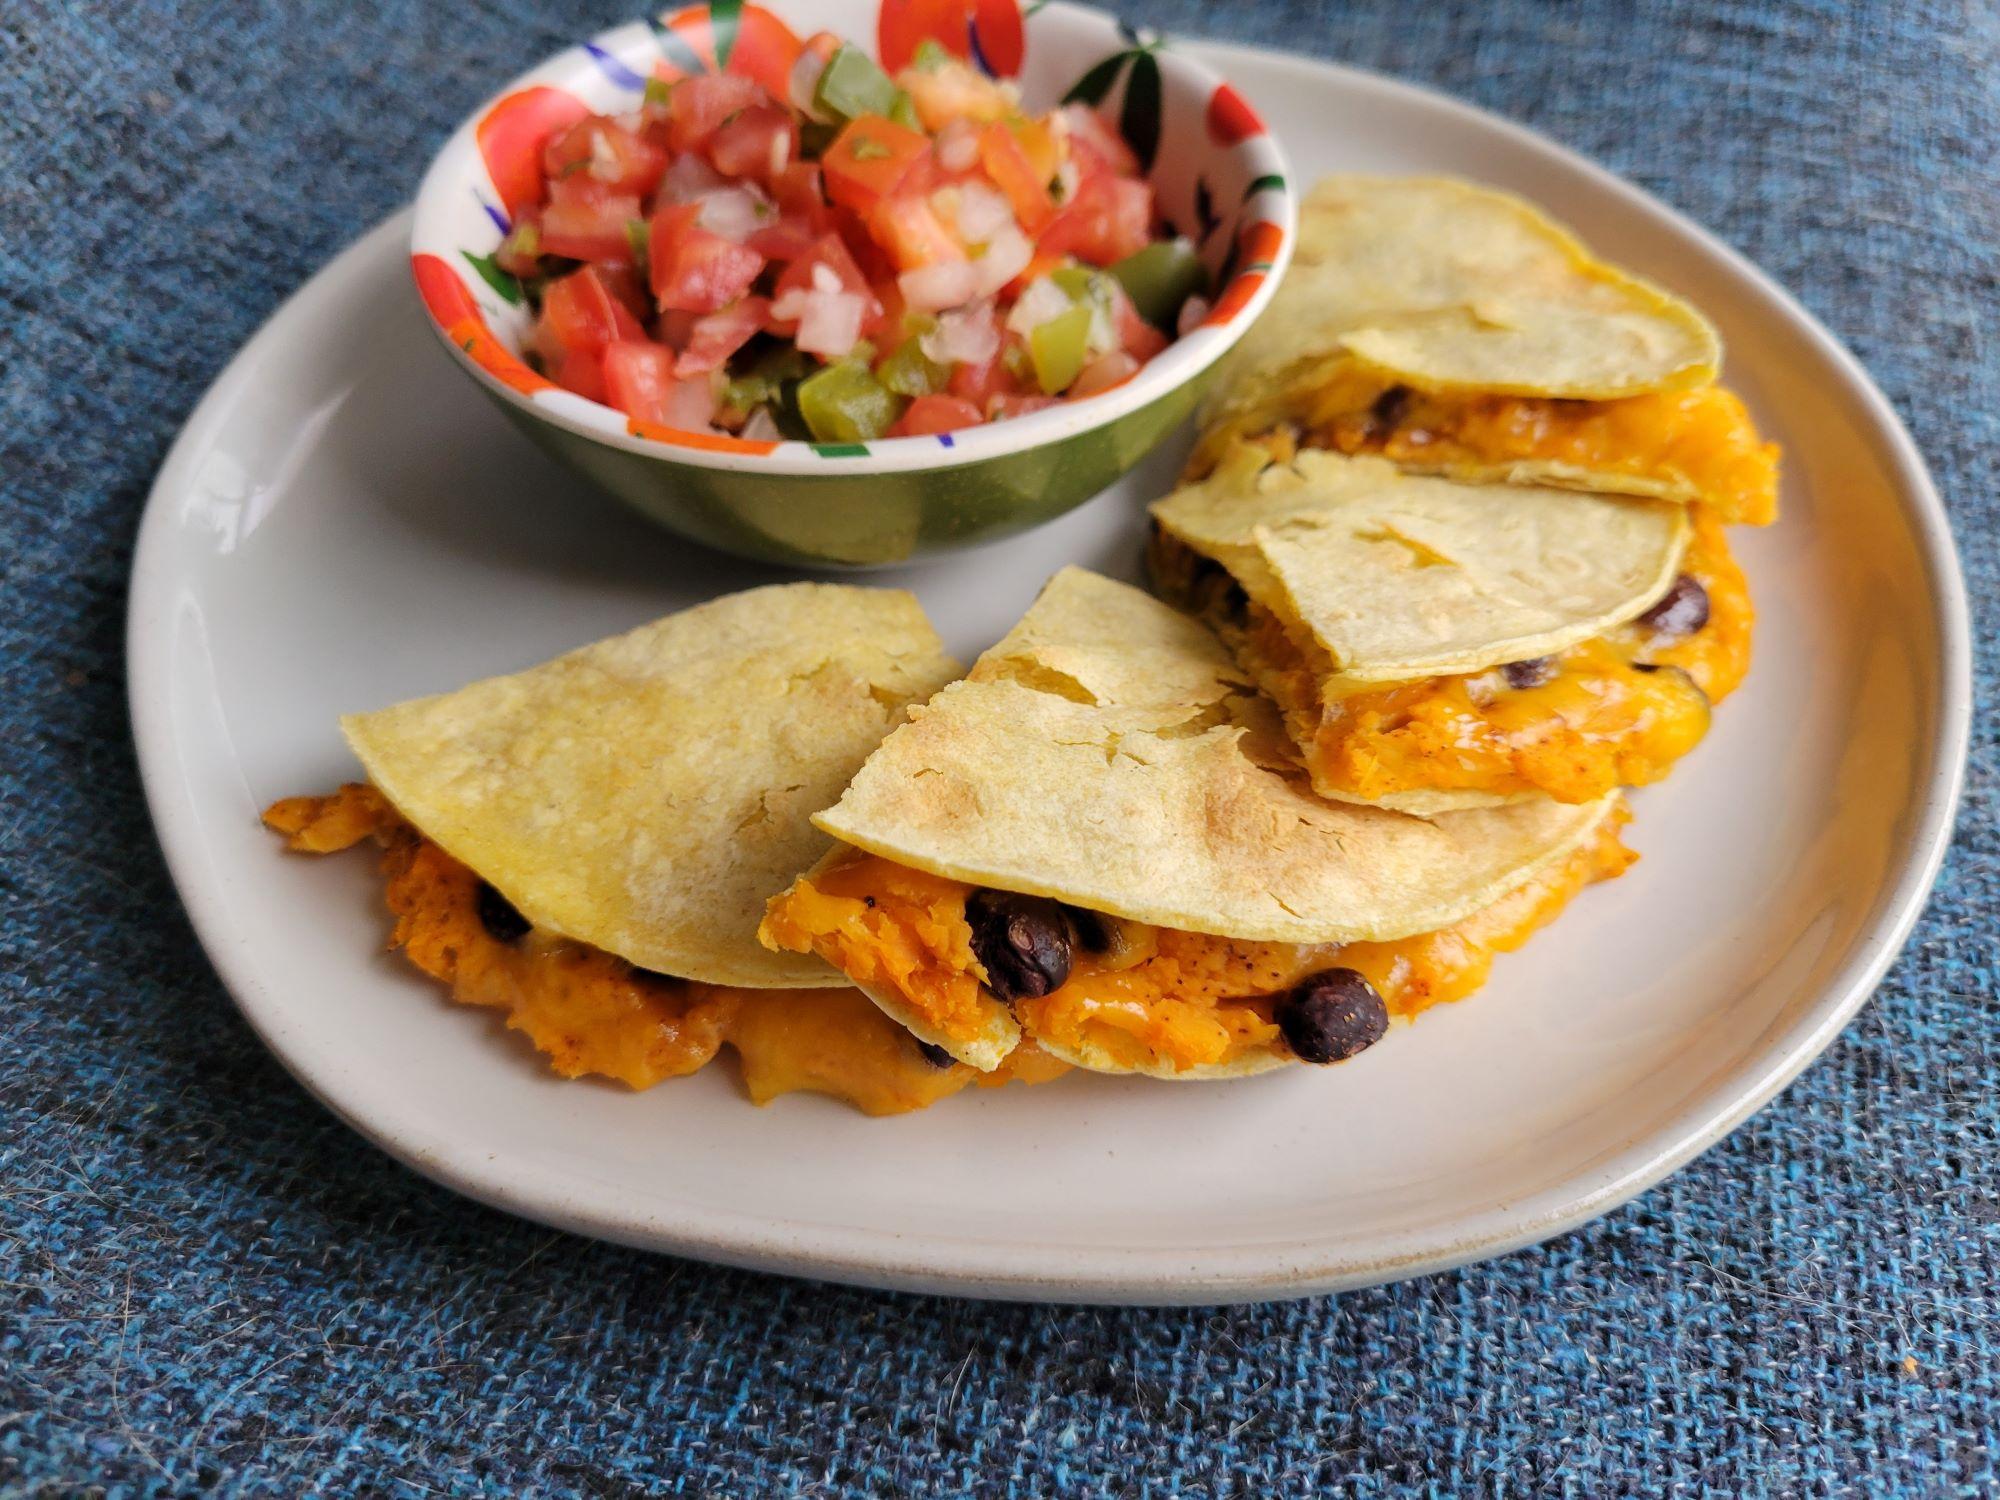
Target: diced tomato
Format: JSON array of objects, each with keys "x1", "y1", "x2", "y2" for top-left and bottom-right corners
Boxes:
[
  {"x1": 539, "y1": 177, "x2": 643, "y2": 262},
  {"x1": 1107, "y1": 277, "x2": 1170, "y2": 359},
  {"x1": 1042, "y1": 173, "x2": 1152, "y2": 265},
  {"x1": 676, "y1": 297, "x2": 771, "y2": 375},
  {"x1": 890, "y1": 393, "x2": 983, "y2": 436},
  {"x1": 773, "y1": 232, "x2": 871, "y2": 298},
  {"x1": 745, "y1": 214, "x2": 821, "y2": 262},
  {"x1": 541, "y1": 116, "x2": 669, "y2": 196},
  {"x1": 977, "y1": 122, "x2": 1054, "y2": 232},
  {"x1": 948, "y1": 344, "x2": 1019, "y2": 407},
  {"x1": 648, "y1": 201, "x2": 767, "y2": 311},
  {"x1": 708, "y1": 104, "x2": 800, "y2": 184},
  {"x1": 771, "y1": 162, "x2": 831, "y2": 226},
  {"x1": 602, "y1": 340, "x2": 682, "y2": 423},
  {"x1": 551, "y1": 349, "x2": 609, "y2": 402},
  {"x1": 869, "y1": 194, "x2": 964, "y2": 270},
  {"x1": 537, "y1": 266, "x2": 647, "y2": 360},
  {"x1": 821, "y1": 116, "x2": 932, "y2": 215},
  {"x1": 669, "y1": 73, "x2": 770, "y2": 155},
  {"x1": 865, "y1": 277, "x2": 911, "y2": 342},
  {"x1": 1058, "y1": 103, "x2": 1140, "y2": 178}
]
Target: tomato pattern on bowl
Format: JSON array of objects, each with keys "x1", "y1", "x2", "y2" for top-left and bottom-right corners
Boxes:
[{"x1": 411, "y1": 1, "x2": 1292, "y2": 465}]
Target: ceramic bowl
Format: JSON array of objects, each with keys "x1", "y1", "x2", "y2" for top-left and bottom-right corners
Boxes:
[{"x1": 409, "y1": 0, "x2": 1294, "y2": 566}]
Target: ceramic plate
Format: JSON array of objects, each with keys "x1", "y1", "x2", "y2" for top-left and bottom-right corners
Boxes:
[{"x1": 129, "y1": 38, "x2": 1968, "y2": 1303}]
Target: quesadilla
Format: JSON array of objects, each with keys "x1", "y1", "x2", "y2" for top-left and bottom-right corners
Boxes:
[
  {"x1": 1151, "y1": 442, "x2": 1751, "y2": 813},
  {"x1": 263, "y1": 584, "x2": 1015, "y2": 1115},
  {"x1": 1194, "y1": 175, "x2": 1780, "y2": 526},
  {"x1": 759, "y1": 568, "x2": 1633, "y2": 1079}
]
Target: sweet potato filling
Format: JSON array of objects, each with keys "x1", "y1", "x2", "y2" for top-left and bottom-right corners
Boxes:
[
  {"x1": 1199, "y1": 369, "x2": 1779, "y2": 525},
  {"x1": 263, "y1": 786, "x2": 1062, "y2": 1116},
  {"x1": 760, "y1": 812, "x2": 1632, "y2": 1076},
  {"x1": 1156, "y1": 507, "x2": 1752, "y2": 806}
]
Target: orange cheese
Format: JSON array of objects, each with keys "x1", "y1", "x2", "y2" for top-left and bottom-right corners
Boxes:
[
  {"x1": 762, "y1": 808, "x2": 1634, "y2": 1075},
  {"x1": 263, "y1": 787, "x2": 1063, "y2": 1115}
]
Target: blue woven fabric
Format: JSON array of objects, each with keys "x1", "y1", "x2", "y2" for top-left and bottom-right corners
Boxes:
[{"x1": 3, "y1": 0, "x2": 1995, "y2": 1492}]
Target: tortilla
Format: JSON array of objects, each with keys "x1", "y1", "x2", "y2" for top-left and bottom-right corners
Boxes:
[
  {"x1": 1152, "y1": 445, "x2": 1689, "y2": 685},
  {"x1": 812, "y1": 567, "x2": 1618, "y2": 946},
  {"x1": 342, "y1": 584, "x2": 959, "y2": 988},
  {"x1": 1202, "y1": 174, "x2": 1721, "y2": 442}
]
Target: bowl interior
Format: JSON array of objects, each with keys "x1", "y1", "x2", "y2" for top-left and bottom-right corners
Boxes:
[{"x1": 408, "y1": 0, "x2": 1293, "y2": 470}]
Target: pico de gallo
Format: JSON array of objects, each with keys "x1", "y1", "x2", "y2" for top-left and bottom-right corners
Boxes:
[{"x1": 494, "y1": 38, "x2": 1211, "y2": 442}]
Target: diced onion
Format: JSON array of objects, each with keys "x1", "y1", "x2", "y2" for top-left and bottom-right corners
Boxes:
[
  {"x1": 741, "y1": 407, "x2": 783, "y2": 441},
  {"x1": 969, "y1": 224, "x2": 1032, "y2": 298},
  {"x1": 1005, "y1": 276, "x2": 1073, "y2": 336},
  {"x1": 936, "y1": 119, "x2": 980, "y2": 173},
  {"x1": 1069, "y1": 350, "x2": 1139, "y2": 398},
  {"x1": 952, "y1": 181, "x2": 1015, "y2": 244},
  {"x1": 920, "y1": 301, "x2": 1001, "y2": 368},
  {"x1": 789, "y1": 49, "x2": 833, "y2": 121},
  {"x1": 899, "y1": 259, "x2": 981, "y2": 312},
  {"x1": 695, "y1": 184, "x2": 773, "y2": 244},
  {"x1": 772, "y1": 282, "x2": 865, "y2": 359},
  {"x1": 664, "y1": 375, "x2": 721, "y2": 434},
  {"x1": 1177, "y1": 294, "x2": 1212, "y2": 338}
]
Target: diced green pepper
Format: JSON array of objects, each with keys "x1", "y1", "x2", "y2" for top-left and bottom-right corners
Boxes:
[
  {"x1": 816, "y1": 44, "x2": 902, "y2": 121},
  {"x1": 910, "y1": 38, "x2": 954, "y2": 72},
  {"x1": 721, "y1": 346, "x2": 813, "y2": 415},
  {"x1": 623, "y1": 218, "x2": 650, "y2": 265},
  {"x1": 643, "y1": 75, "x2": 674, "y2": 109},
  {"x1": 797, "y1": 361, "x2": 907, "y2": 442},
  {"x1": 1110, "y1": 239, "x2": 1208, "y2": 328},
  {"x1": 877, "y1": 337, "x2": 947, "y2": 397},
  {"x1": 1050, "y1": 265, "x2": 1096, "y2": 302},
  {"x1": 1029, "y1": 304, "x2": 1094, "y2": 394},
  {"x1": 1002, "y1": 341, "x2": 1033, "y2": 382},
  {"x1": 498, "y1": 220, "x2": 541, "y2": 265},
  {"x1": 888, "y1": 89, "x2": 922, "y2": 132}
]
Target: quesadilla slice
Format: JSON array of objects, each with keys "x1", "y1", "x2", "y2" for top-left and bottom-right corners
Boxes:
[
  {"x1": 760, "y1": 568, "x2": 1633, "y2": 1079},
  {"x1": 1195, "y1": 175, "x2": 1780, "y2": 526},
  {"x1": 1152, "y1": 443, "x2": 1751, "y2": 813},
  {"x1": 263, "y1": 584, "x2": 1026, "y2": 1115}
]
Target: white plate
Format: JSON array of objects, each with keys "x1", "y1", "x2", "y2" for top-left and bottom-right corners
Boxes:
[{"x1": 129, "y1": 41, "x2": 1969, "y2": 1303}]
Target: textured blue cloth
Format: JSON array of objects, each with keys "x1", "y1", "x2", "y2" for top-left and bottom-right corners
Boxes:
[{"x1": 3, "y1": 0, "x2": 1996, "y2": 1493}]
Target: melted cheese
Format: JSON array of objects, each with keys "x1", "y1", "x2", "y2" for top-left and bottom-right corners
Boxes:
[
  {"x1": 762, "y1": 812, "x2": 1633, "y2": 1076},
  {"x1": 1276, "y1": 367, "x2": 1781, "y2": 526},
  {"x1": 262, "y1": 787, "x2": 1063, "y2": 1115},
  {"x1": 1162, "y1": 506, "x2": 1750, "y2": 806}
]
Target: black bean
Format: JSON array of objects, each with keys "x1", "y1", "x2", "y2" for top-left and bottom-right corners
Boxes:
[
  {"x1": 914, "y1": 1038, "x2": 956, "y2": 1069},
  {"x1": 1369, "y1": 384, "x2": 1412, "y2": 431},
  {"x1": 1501, "y1": 656, "x2": 1557, "y2": 690},
  {"x1": 1635, "y1": 573, "x2": 1710, "y2": 639},
  {"x1": 475, "y1": 881, "x2": 532, "y2": 943},
  {"x1": 965, "y1": 890, "x2": 1074, "y2": 1003},
  {"x1": 1276, "y1": 968, "x2": 1388, "y2": 1065},
  {"x1": 1066, "y1": 906, "x2": 1113, "y2": 953}
]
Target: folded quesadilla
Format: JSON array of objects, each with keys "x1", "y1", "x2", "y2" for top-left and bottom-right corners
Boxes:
[
  {"x1": 1150, "y1": 442, "x2": 1752, "y2": 813},
  {"x1": 760, "y1": 568, "x2": 1633, "y2": 1079},
  {"x1": 1194, "y1": 175, "x2": 1780, "y2": 526},
  {"x1": 264, "y1": 584, "x2": 1006, "y2": 1115}
]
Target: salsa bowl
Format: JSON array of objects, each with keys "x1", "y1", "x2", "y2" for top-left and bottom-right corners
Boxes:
[{"x1": 409, "y1": 0, "x2": 1294, "y2": 566}]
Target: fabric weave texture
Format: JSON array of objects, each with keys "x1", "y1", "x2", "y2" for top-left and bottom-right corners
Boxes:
[{"x1": 2, "y1": 0, "x2": 1995, "y2": 1494}]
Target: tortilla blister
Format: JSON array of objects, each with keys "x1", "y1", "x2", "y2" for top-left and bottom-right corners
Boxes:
[
  {"x1": 813, "y1": 568, "x2": 1619, "y2": 948},
  {"x1": 1198, "y1": 174, "x2": 1722, "y2": 459},
  {"x1": 342, "y1": 584, "x2": 959, "y2": 989},
  {"x1": 1154, "y1": 446, "x2": 1689, "y2": 682}
]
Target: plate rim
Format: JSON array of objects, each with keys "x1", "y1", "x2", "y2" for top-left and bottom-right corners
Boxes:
[{"x1": 127, "y1": 40, "x2": 1972, "y2": 1304}]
